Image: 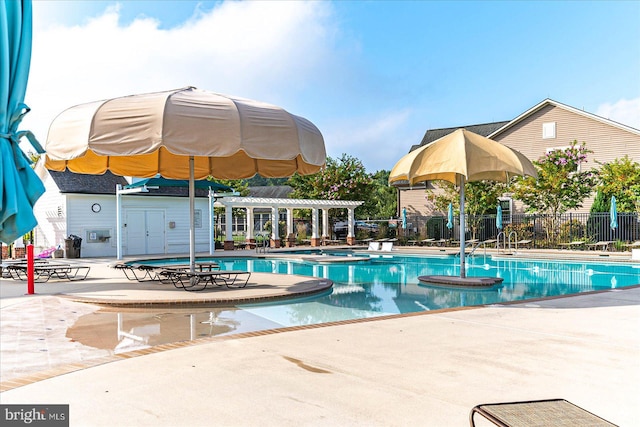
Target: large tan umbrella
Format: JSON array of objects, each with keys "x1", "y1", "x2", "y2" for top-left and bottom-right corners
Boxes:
[
  {"x1": 45, "y1": 86, "x2": 326, "y2": 270},
  {"x1": 389, "y1": 128, "x2": 537, "y2": 279}
]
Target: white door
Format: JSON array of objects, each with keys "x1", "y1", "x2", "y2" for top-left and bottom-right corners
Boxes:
[
  {"x1": 125, "y1": 210, "x2": 165, "y2": 255},
  {"x1": 146, "y1": 211, "x2": 165, "y2": 254}
]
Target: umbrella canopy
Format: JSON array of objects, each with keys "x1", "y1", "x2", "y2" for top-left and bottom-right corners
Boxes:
[
  {"x1": 44, "y1": 87, "x2": 326, "y2": 270},
  {"x1": 390, "y1": 129, "x2": 537, "y2": 279},
  {"x1": 610, "y1": 196, "x2": 618, "y2": 231},
  {"x1": 496, "y1": 204, "x2": 503, "y2": 230},
  {"x1": 124, "y1": 177, "x2": 232, "y2": 192},
  {"x1": 0, "y1": 0, "x2": 45, "y2": 244},
  {"x1": 389, "y1": 129, "x2": 537, "y2": 186},
  {"x1": 446, "y1": 203, "x2": 454, "y2": 230},
  {"x1": 44, "y1": 86, "x2": 325, "y2": 179}
]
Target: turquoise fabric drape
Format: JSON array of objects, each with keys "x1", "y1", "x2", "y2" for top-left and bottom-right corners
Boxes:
[
  {"x1": 610, "y1": 196, "x2": 618, "y2": 231},
  {"x1": 446, "y1": 203, "x2": 453, "y2": 230},
  {"x1": 0, "y1": 0, "x2": 45, "y2": 244}
]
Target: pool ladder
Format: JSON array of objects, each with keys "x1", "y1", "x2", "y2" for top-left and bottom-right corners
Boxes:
[{"x1": 496, "y1": 231, "x2": 519, "y2": 253}]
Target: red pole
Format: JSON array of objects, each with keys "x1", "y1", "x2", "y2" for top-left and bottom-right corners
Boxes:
[{"x1": 27, "y1": 244, "x2": 35, "y2": 295}]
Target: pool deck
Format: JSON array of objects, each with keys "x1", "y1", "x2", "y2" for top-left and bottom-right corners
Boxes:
[{"x1": 1, "y1": 247, "x2": 639, "y2": 426}]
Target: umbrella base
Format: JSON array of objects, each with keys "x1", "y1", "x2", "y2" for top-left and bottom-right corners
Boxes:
[{"x1": 418, "y1": 275, "x2": 503, "y2": 289}]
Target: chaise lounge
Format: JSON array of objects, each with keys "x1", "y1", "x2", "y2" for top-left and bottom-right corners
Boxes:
[
  {"x1": 470, "y1": 398, "x2": 616, "y2": 426},
  {"x1": 161, "y1": 269, "x2": 251, "y2": 291}
]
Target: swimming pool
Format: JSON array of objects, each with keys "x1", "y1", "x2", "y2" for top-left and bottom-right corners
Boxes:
[
  {"x1": 140, "y1": 252, "x2": 640, "y2": 326},
  {"x1": 66, "y1": 252, "x2": 639, "y2": 353}
]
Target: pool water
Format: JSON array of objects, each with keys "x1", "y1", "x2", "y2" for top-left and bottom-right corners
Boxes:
[{"x1": 68, "y1": 252, "x2": 640, "y2": 352}]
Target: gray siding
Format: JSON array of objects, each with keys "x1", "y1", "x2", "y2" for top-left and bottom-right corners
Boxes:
[{"x1": 399, "y1": 102, "x2": 640, "y2": 216}]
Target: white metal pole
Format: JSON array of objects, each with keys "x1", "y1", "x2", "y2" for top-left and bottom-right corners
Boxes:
[
  {"x1": 209, "y1": 190, "x2": 215, "y2": 255},
  {"x1": 459, "y1": 175, "x2": 466, "y2": 278},
  {"x1": 116, "y1": 184, "x2": 122, "y2": 260},
  {"x1": 189, "y1": 157, "x2": 196, "y2": 273}
]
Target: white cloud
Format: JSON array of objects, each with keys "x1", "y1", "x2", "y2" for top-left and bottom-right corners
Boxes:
[
  {"x1": 21, "y1": 1, "x2": 342, "y2": 151},
  {"x1": 323, "y1": 109, "x2": 419, "y2": 172},
  {"x1": 596, "y1": 98, "x2": 640, "y2": 130}
]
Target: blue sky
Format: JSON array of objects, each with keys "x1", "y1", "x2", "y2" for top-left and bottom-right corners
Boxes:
[{"x1": 24, "y1": 0, "x2": 640, "y2": 172}]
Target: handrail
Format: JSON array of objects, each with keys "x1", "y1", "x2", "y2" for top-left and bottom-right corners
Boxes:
[
  {"x1": 496, "y1": 231, "x2": 505, "y2": 252},
  {"x1": 508, "y1": 231, "x2": 518, "y2": 251}
]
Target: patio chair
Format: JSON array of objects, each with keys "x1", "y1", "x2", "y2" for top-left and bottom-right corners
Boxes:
[
  {"x1": 163, "y1": 269, "x2": 251, "y2": 291},
  {"x1": 4, "y1": 261, "x2": 90, "y2": 282},
  {"x1": 515, "y1": 239, "x2": 532, "y2": 249},
  {"x1": 585, "y1": 241, "x2": 614, "y2": 251},
  {"x1": 367, "y1": 241, "x2": 380, "y2": 251},
  {"x1": 470, "y1": 398, "x2": 616, "y2": 426},
  {"x1": 622, "y1": 241, "x2": 640, "y2": 250},
  {"x1": 380, "y1": 242, "x2": 394, "y2": 251},
  {"x1": 111, "y1": 263, "x2": 159, "y2": 282},
  {"x1": 559, "y1": 240, "x2": 586, "y2": 250}
]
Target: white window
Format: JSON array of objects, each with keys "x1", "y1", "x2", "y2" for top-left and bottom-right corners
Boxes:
[{"x1": 542, "y1": 122, "x2": 556, "y2": 139}]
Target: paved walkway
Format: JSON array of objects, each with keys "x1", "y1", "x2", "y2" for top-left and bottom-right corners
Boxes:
[{"x1": 1, "y1": 252, "x2": 639, "y2": 426}]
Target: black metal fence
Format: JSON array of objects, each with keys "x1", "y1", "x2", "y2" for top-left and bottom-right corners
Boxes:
[{"x1": 397, "y1": 212, "x2": 640, "y2": 248}]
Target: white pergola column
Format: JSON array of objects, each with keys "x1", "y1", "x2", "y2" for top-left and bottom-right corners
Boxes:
[
  {"x1": 286, "y1": 208, "x2": 295, "y2": 247},
  {"x1": 322, "y1": 208, "x2": 329, "y2": 243},
  {"x1": 286, "y1": 208, "x2": 294, "y2": 235},
  {"x1": 246, "y1": 207, "x2": 254, "y2": 248},
  {"x1": 224, "y1": 204, "x2": 234, "y2": 251},
  {"x1": 271, "y1": 206, "x2": 280, "y2": 248},
  {"x1": 347, "y1": 208, "x2": 356, "y2": 245},
  {"x1": 311, "y1": 208, "x2": 320, "y2": 246}
]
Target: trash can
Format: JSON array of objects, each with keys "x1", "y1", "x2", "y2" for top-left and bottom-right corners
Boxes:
[{"x1": 64, "y1": 234, "x2": 82, "y2": 258}]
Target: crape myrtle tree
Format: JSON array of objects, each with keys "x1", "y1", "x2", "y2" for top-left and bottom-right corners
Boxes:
[
  {"x1": 426, "y1": 180, "x2": 506, "y2": 240},
  {"x1": 512, "y1": 141, "x2": 597, "y2": 243},
  {"x1": 287, "y1": 154, "x2": 373, "y2": 220}
]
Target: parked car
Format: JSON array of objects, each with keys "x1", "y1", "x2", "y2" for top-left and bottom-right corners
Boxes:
[{"x1": 333, "y1": 220, "x2": 379, "y2": 238}]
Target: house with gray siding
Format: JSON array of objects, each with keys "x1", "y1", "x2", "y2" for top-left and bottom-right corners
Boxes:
[{"x1": 398, "y1": 98, "x2": 640, "y2": 218}]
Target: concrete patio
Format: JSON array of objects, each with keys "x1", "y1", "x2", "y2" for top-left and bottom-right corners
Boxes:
[{"x1": 1, "y1": 253, "x2": 638, "y2": 426}]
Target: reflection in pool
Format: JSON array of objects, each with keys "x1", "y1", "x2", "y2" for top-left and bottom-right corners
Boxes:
[{"x1": 69, "y1": 253, "x2": 640, "y2": 352}]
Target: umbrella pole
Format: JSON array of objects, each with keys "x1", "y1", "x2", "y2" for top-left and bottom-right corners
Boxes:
[
  {"x1": 459, "y1": 176, "x2": 466, "y2": 278},
  {"x1": 189, "y1": 157, "x2": 196, "y2": 273}
]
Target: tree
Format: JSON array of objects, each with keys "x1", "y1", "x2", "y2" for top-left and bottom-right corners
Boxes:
[
  {"x1": 427, "y1": 180, "x2": 506, "y2": 239},
  {"x1": 288, "y1": 154, "x2": 372, "y2": 219},
  {"x1": 512, "y1": 140, "x2": 598, "y2": 241},
  {"x1": 595, "y1": 155, "x2": 640, "y2": 214},
  {"x1": 363, "y1": 170, "x2": 397, "y2": 219},
  {"x1": 513, "y1": 141, "x2": 597, "y2": 216}
]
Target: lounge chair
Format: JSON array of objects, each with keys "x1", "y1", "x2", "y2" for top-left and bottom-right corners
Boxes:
[
  {"x1": 380, "y1": 242, "x2": 394, "y2": 251},
  {"x1": 515, "y1": 239, "x2": 532, "y2": 249},
  {"x1": 110, "y1": 263, "x2": 159, "y2": 282},
  {"x1": 623, "y1": 241, "x2": 640, "y2": 250},
  {"x1": 585, "y1": 241, "x2": 614, "y2": 251},
  {"x1": 559, "y1": 240, "x2": 585, "y2": 249},
  {"x1": 420, "y1": 238, "x2": 435, "y2": 246},
  {"x1": 368, "y1": 242, "x2": 380, "y2": 251},
  {"x1": 470, "y1": 398, "x2": 616, "y2": 426},
  {"x1": 4, "y1": 261, "x2": 90, "y2": 282},
  {"x1": 162, "y1": 269, "x2": 251, "y2": 291}
]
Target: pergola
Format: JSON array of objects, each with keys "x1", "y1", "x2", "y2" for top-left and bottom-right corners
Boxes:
[{"x1": 215, "y1": 197, "x2": 364, "y2": 249}]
